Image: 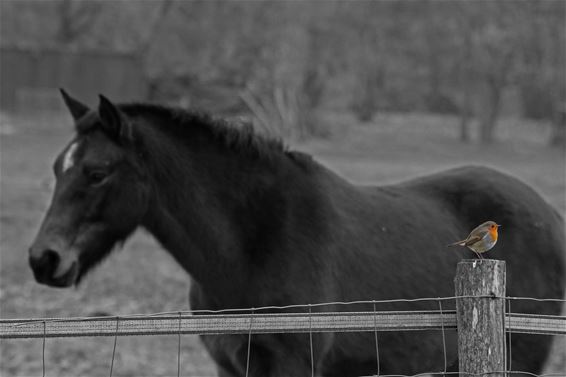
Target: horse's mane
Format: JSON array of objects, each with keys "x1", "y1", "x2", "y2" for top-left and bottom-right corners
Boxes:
[{"x1": 119, "y1": 103, "x2": 313, "y2": 167}]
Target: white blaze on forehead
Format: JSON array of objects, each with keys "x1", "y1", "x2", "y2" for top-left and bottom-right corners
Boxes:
[{"x1": 62, "y1": 142, "x2": 79, "y2": 172}]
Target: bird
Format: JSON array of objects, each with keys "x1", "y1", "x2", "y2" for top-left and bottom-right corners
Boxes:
[{"x1": 448, "y1": 221, "x2": 501, "y2": 259}]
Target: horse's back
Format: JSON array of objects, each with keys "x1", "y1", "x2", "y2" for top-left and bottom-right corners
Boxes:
[{"x1": 403, "y1": 165, "x2": 564, "y2": 294}]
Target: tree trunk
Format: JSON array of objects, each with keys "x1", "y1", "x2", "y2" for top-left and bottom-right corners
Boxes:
[
  {"x1": 459, "y1": 90, "x2": 471, "y2": 143},
  {"x1": 479, "y1": 79, "x2": 502, "y2": 143},
  {"x1": 459, "y1": 61, "x2": 472, "y2": 143},
  {"x1": 56, "y1": 0, "x2": 100, "y2": 46},
  {"x1": 550, "y1": 105, "x2": 566, "y2": 147},
  {"x1": 458, "y1": 15, "x2": 473, "y2": 143}
]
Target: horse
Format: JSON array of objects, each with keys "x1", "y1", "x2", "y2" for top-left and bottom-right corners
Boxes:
[{"x1": 29, "y1": 90, "x2": 564, "y2": 376}]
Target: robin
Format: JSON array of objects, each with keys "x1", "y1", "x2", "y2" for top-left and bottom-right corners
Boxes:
[{"x1": 448, "y1": 221, "x2": 501, "y2": 259}]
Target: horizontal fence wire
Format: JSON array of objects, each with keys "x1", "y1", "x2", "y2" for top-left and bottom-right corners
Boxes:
[
  {"x1": 506, "y1": 313, "x2": 566, "y2": 336},
  {"x1": 2, "y1": 311, "x2": 457, "y2": 338},
  {"x1": 2, "y1": 312, "x2": 563, "y2": 339},
  {"x1": 1, "y1": 295, "x2": 564, "y2": 339},
  {"x1": 358, "y1": 372, "x2": 566, "y2": 377}
]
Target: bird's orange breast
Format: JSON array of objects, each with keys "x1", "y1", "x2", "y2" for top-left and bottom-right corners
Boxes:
[{"x1": 489, "y1": 227, "x2": 498, "y2": 241}]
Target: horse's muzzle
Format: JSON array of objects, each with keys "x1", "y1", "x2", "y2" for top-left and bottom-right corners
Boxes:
[{"x1": 28, "y1": 248, "x2": 78, "y2": 287}]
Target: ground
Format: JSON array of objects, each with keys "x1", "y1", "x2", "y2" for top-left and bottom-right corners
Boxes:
[{"x1": 1, "y1": 111, "x2": 564, "y2": 376}]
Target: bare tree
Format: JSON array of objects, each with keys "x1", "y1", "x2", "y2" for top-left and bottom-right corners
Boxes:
[
  {"x1": 457, "y1": 14, "x2": 474, "y2": 143},
  {"x1": 449, "y1": 2, "x2": 520, "y2": 144},
  {"x1": 475, "y1": 15, "x2": 517, "y2": 142},
  {"x1": 421, "y1": 1, "x2": 459, "y2": 115},
  {"x1": 351, "y1": 27, "x2": 386, "y2": 122},
  {"x1": 56, "y1": 0, "x2": 101, "y2": 46},
  {"x1": 137, "y1": 0, "x2": 173, "y2": 55},
  {"x1": 347, "y1": 3, "x2": 390, "y2": 122},
  {"x1": 517, "y1": 1, "x2": 565, "y2": 123}
]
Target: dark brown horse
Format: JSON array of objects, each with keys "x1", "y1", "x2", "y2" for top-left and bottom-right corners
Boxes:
[{"x1": 29, "y1": 90, "x2": 564, "y2": 376}]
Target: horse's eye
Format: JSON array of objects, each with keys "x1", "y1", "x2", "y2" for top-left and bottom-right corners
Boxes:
[{"x1": 85, "y1": 169, "x2": 108, "y2": 185}]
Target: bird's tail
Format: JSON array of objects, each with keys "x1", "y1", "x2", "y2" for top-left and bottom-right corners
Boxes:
[{"x1": 447, "y1": 240, "x2": 466, "y2": 247}]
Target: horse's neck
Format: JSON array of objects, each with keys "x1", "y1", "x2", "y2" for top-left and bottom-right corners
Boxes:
[{"x1": 141, "y1": 145, "x2": 300, "y2": 290}]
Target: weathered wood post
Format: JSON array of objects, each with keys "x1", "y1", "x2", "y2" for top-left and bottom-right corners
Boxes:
[{"x1": 455, "y1": 259, "x2": 506, "y2": 376}]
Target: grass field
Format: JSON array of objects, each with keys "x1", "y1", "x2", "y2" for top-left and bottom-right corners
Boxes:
[{"x1": 1, "y1": 111, "x2": 564, "y2": 376}]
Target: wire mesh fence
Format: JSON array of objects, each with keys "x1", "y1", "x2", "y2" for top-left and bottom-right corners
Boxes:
[{"x1": 1, "y1": 295, "x2": 565, "y2": 377}]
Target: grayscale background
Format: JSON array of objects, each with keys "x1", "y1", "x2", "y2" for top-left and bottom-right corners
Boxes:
[{"x1": 1, "y1": 1, "x2": 564, "y2": 376}]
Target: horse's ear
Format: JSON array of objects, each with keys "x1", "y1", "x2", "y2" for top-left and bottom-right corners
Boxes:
[
  {"x1": 60, "y1": 89, "x2": 90, "y2": 121},
  {"x1": 97, "y1": 95, "x2": 133, "y2": 144}
]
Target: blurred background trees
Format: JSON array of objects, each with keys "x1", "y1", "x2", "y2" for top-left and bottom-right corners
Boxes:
[{"x1": 1, "y1": 0, "x2": 564, "y2": 143}]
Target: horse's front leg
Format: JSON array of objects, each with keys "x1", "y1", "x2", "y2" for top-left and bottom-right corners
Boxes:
[
  {"x1": 200, "y1": 334, "x2": 270, "y2": 377},
  {"x1": 249, "y1": 333, "x2": 329, "y2": 377},
  {"x1": 200, "y1": 334, "x2": 315, "y2": 377}
]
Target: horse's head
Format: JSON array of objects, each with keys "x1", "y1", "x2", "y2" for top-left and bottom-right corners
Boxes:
[{"x1": 29, "y1": 90, "x2": 150, "y2": 287}]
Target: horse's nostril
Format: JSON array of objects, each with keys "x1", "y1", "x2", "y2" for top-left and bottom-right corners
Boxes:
[
  {"x1": 30, "y1": 249, "x2": 61, "y2": 281},
  {"x1": 42, "y1": 249, "x2": 60, "y2": 272}
]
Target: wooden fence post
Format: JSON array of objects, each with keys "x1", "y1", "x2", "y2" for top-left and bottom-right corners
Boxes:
[{"x1": 455, "y1": 259, "x2": 506, "y2": 376}]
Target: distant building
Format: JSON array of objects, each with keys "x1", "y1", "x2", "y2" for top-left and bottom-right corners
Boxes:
[{"x1": 0, "y1": 44, "x2": 147, "y2": 112}]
